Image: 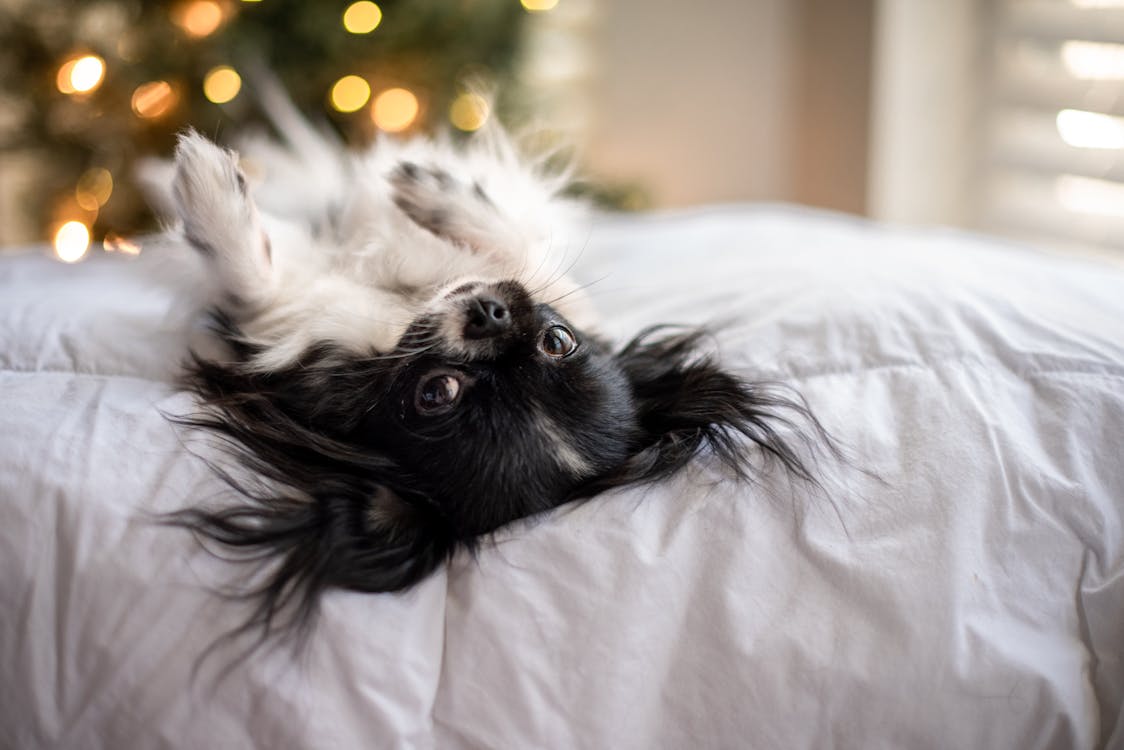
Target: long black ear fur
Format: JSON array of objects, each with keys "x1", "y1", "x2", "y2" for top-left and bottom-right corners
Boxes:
[
  {"x1": 162, "y1": 353, "x2": 457, "y2": 656},
  {"x1": 576, "y1": 326, "x2": 837, "y2": 497}
]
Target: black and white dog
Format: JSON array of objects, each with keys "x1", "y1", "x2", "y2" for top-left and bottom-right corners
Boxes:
[{"x1": 159, "y1": 101, "x2": 828, "y2": 641}]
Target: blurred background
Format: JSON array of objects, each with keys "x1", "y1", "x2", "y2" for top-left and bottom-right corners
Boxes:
[{"x1": 1, "y1": 0, "x2": 1123, "y2": 262}]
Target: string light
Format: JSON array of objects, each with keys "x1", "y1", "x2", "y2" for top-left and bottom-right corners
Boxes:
[
  {"x1": 173, "y1": 1, "x2": 224, "y2": 38},
  {"x1": 132, "y1": 81, "x2": 177, "y2": 119},
  {"x1": 116, "y1": 36, "x2": 141, "y2": 63},
  {"x1": 372, "y1": 87, "x2": 419, "y2": 132},
  {"x1": 521, "y1": 0, "x2": 559, "y2": 11},
  {"x1": 57, "y1": 55, "x2": 106, "y2": 95},
  {"x1": 343, "y1": 1, "x2": 382, "y2": 34},
  {"x1": 330, "y1": 75, "x2": 371, "y2": 112},
  {"x1": 203, "y1": 66, "x2": 242, "y2": 103},
  {"x1": 76, "y1": 168, "x2": 113, "y2": 211},
  {"x1": 103, "y1": 233, "x2": 142, "y2": 255},
  {"x1": 449, "y1": 92, "x2": 489, "y2": 131},
  {"x1": 54, "y1": 221, "x2": 90, "y2": 263}
]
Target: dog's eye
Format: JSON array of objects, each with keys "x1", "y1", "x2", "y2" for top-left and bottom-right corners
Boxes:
[
  {"x1": 415, "y1": 373, "x2": 462, "y2": 415},
  {"x1": 539, "y1": 325, "x2": 577, "y2": 359}
]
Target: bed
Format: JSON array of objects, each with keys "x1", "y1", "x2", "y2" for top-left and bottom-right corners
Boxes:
[{"x1": 2, "y1": 205, "x2": 1122, "y2": 749}]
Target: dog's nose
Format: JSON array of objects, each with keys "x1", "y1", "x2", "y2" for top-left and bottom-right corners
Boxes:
[{"x1": 463, "y1": 295, "x2": 511, "y2": 339}]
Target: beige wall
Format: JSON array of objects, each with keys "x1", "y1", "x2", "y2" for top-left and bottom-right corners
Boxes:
[
  {"x1": 867, "y1": 0, "x2": 982, "y2": 226},
  {"x1": 583, "y1": 0, "x2": 873, "y2": 214}
]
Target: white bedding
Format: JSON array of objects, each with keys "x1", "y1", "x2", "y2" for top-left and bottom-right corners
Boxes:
[{"x1": 2, "y1": 205, "x2": 1123, "y2": 749}]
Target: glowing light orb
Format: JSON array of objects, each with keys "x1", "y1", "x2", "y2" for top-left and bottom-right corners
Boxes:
[
  {"x1": 174, "y1": 1, "x2": 224, "y2": 38},
  {"x1": 343, "y1": 1, "x2": 382, "y2": 34},
  {"x1": 521, "y1": 0, "x2": 559, "y2": 11},
  {"x1": 330, "y1": 75, "x2": 371, "y2": 113},
  {"x1": 76, "y1": 168, "x2": 113, "y2": 211},
  {"x1": 57, "y1": 55, "x2": 106, "y2": 95},
  {"x1": 449, "y1": 92, "x2": 489, "y2": 132},
  {"x1": 132, "y1": 81, "x2": 177, "y2": 119},
  {"x1": 204, "y1": 66, "x2": 242, "y2": 104},
  {"x1": 54, "y1": 221, "x2": 90, "y2": 263},
  {"x1": 372, "y1": 88, "x2": 419, "y2": 132},
  {"x1": 103, "y1": 233, "x2": 142, "y2": 255}
]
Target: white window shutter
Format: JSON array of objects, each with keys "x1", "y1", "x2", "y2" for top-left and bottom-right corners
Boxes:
[{"x1": 982, "y1": 0, "x2": 1124, "y2": 256}]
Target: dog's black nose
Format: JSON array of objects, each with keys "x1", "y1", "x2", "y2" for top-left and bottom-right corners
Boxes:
[{"x1": 463, "y1": 295, "x2": 511, "y2": 339}]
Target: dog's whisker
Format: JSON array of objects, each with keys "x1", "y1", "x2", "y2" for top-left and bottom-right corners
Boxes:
[
  {"x1": 542, "y1": 274, "x2": 608, "y2": 308},
  {"x1": 525, "y1": 233, "x2": 590, "y2": 301}
]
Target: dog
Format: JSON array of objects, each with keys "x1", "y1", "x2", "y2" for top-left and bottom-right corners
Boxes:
[{"x1": 157, "y1": 96, "x2": 830, "y2": 643}]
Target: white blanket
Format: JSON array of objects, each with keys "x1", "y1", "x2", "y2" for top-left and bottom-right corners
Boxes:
[{"x1": 2, "y1": 206, "x2": 1122, "y2": 749}]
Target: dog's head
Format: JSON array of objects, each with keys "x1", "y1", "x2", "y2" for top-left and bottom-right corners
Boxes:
[{"x1": 360, "y1": 280, "x2": 637, "y2": 535}]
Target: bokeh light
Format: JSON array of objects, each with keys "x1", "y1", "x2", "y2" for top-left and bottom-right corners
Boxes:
[
  {"x1": 330, "y1": 75, "x2": 371, "y2": 112},
  {"x1": 449, "y1": 92, "x2": 489, "y2": 131},
  {"x1": 57, "y1": 55, "x2": 106, "y2": 95},
  {"x1": 75, "y1": 168, "x2": 113, "y2": 211},
  {"x1": 372, "y1": 87, "x2": 419, "y2": 132},
  {"x1": 174, "y1": 1, "x2": 224, "y2": 38},
  {"x1": 103, "y1": 233, "x2": 142, "y2": 255},
  {"x1": 54, "y1": 221, "x2": 90, "y2": 263},
  {"x1": 343, "y1": 2, "x2": 382, "y2": 34},
  {"x1": 203, "y1": 65, "x2": 242, "y2": 104},
  {"x1": 131, "y1": 81, "x2": 177, "y2": 119},
  {"x1": 521, "y1": 0, "x2": 559, "y2": 11}
]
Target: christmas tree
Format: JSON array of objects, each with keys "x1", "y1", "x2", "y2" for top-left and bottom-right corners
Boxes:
[{"x1": 0, "y1": 0, "x2": 541, "y2": 260}]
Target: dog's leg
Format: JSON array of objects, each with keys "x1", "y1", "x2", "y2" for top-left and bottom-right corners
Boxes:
[
  {"x1": 389, "y1": 162, "x2": 525, "y2": 256},
  {"x1": 172, "y1": 131, "x2": 275, "y2": 311},
  {"x1": 388, "y1": 154, "x2": 596, "y2": 329}
]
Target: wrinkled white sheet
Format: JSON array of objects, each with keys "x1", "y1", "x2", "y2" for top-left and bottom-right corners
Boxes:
[{"x1": 2, "y1": 206, "x2": 1123, "y2": 749}]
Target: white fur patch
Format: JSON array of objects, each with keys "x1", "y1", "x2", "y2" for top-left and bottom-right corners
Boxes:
[{"x1": 535, "y1": 414, "x2": 592, "y2": 478}]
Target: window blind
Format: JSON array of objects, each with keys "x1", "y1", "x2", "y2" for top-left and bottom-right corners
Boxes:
[{"x1": 983, "y1": 0, "x2": 1124, "y2": 255}]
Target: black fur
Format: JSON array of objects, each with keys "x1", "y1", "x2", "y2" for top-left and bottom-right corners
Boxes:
[{"x1": 166, "y1": 301, "x2": 835, "y2": 647}]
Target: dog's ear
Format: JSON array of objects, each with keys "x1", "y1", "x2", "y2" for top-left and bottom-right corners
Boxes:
[
  {"x1": 172, "y1": 130, "x2": 275, "y2": 313},
  {"x1": 578, "y1": 328, "x2": 832, "y2": 495},
  {"x1": 164, "y1": 358, "x2": 457, "y2": 646},
  {"x1": 164, "y1": 482, "x2": 455, "y2": 645}
]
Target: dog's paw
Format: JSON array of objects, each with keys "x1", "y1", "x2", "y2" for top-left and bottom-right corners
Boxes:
[
  {"x1": 172, "y1": 131, "x2": 252, "y2": 254},
  {"x1": 173, "y1": 130, "x2": 249, "y2": 201},
  {"x1": 389, "y1": 161, "x2": 501, "y2": 252},
  {"x1": 171, "y1": 130, "x2": 274, "y2": 306}
]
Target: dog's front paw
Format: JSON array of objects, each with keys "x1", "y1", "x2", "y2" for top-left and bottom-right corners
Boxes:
[
  {"x1": 172, "y1": 131, "x2": 251, "y2": 254},
  {"x1": 172, "y1": 130, "x2": 274, "y2": 306},
  {"x1": 390, "y1": 161, "x2": 502, "y2": 252}
]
